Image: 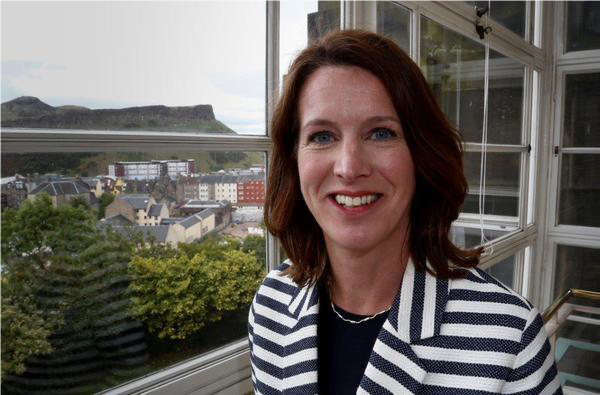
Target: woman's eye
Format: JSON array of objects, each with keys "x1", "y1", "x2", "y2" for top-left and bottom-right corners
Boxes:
[
  {"x1": 370, "y1": 128, "x2": 396, "y2": 140},
  {"x1": 309, "y1": 131, "x2": 334, "y2": 145}
]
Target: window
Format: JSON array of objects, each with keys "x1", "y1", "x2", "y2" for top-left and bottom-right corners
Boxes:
[
  {"x1": 1, "y1": 2, "x2": 268, "y2": 393},
  {"x1": 466, "y1": 1, "x2": 527, "y2": 38},
  {"x1": 376, "y1": 1, "x2": 411, "y2": 53},
  {"x1": 279, "y1": 1, "x2": 340, "y2": 90},
  {"x1": 565, "y1": 1, "x2": 600, "y2": 53},
  {"x1": 419, "y1": 16, "x2": 526, "y2": 247}
]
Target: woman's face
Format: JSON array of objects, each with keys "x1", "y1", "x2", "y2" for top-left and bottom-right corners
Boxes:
[{"x1": 297, "y1": 65, "x2": 416, "y2": 254}]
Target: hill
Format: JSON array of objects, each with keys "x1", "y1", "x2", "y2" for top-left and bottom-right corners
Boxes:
[{"x1": 1, "y1": 96, "x2": 236, "y2": 134}]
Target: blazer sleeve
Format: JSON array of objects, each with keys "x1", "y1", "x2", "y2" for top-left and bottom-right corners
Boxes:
[
  {"x1": 501, "y1": 307, "x2": 563, "y2": 394},
  {"x1": 248, "y1": 296, "x2": 258, "y2": 394}
]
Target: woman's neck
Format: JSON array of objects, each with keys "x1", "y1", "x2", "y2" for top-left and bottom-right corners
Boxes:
[{"x1": 325, "y1": 236, "x2": 410, "y2": 316}]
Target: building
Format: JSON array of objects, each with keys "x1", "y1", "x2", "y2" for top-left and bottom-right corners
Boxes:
[
  {"x1": 108, "y1": 160, "x2": 195, "y2": 180},
  {"x1": 1, "y1": 174, "x2": 28, "y2": 210},
  {"x1": 180, "y1": 200, "x2": 232, "y2": 229},
  {"x1": 194, "y1": 172, "x2": 265, "y2": 206},
  {"x1": 28, "y1": 180, "x2": 97, "y2": 208},
  {"x1": 104, "y1": 209, "x2": 215, "y2": 246},
  {"x1": 172, "y1": 210, "x2": 216, "y2": 243},
  {"x1": 176, "y1": 175, "x2": 201, "y2": 204},
  {"x1": 104, "y1": 194, "x2": 169, "y2": 225},
  {"x1": 78, "y1": 177, "x2": 104, "y2": 198},
  {"x1": 236, "y1": 172, "x2": 265, "y2": 206}
]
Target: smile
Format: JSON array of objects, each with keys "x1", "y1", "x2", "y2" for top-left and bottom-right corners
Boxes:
[{"x1": 333, "y1": 194, "x2": 382, "y2": 207}]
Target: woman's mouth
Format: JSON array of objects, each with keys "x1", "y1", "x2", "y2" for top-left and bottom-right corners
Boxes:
[{"x1": 332, "y1": 193, "x2": 382, "y2": 208}]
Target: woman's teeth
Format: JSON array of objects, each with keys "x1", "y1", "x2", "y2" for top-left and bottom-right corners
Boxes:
[{"x1": 334, "y1": 194, "x2": 380, "y2": 207}]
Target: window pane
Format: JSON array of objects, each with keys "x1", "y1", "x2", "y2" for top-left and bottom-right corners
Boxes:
[
  {"x1": 1, "y1": 151, "x2": 266, "y2": 393},
  {"x1": 280, "y1": 1, "x2": 340, "y2": 90},
  {"x1": 420, "y1": 17, "x2": 525, "y2": 145},
  {"x1": 466, "y1": 1, "x2": 526, "y2": 38},
  {"x1": 558, "y1": 154, "x2": 600, "y2": 227},
  {"x1": 566, "y1": 1, "x2": 600, "y2": 52},
  {"x1": 485, "y1": 254, "x2": 516, "y2": 289},
  {"x1": 463, "y1": 152, "x2": 521, "y2": 218},
  {"x1": 451, "y1": 225, "x2": 513, "y2": 250},
  {"x1": 563, "y1": 73, "x2": 600, "y2": 148},
  {"x1": 0, "y1": 2, "x2": 266, "y2": 135},
  {"x1": 554, "y1": 245, "x2": 600, "y2": 306},
  {"x1": 555, "y1": 320, "x2": 600, "y2": 391},
  {"x1": 377, "y1": 1, "x2": 411, "y2": 53}
]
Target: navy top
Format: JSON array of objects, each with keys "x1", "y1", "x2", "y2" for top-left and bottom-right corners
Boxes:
[{"x1": 318, "y1": 286, "x2": 389, "y2": 394}]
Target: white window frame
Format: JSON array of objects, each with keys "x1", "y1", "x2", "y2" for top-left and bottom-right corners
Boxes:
[{"x1": 539, "y1": 1, "x2": 600, "y2": 310}]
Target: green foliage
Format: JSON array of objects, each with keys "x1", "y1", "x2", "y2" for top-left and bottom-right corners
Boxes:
[
  {"x1": 178, "y1": 235, "x2": 240, "y2": 260},
  {"x1": 69, "y1": 196, "x2": 90, "y2": 210},
  {"x1": 98, "y1": 192, "x2": 115, "y2": 219},
  {"x1": 209, "y1": 151, "x2": 248, "y2": 165},
  {"x1": 0, "y1": 290, "x2": 53, "y2": 383},
  {"x1": 0, "y1": 194, "x2": 97, "y2": 380},
  {"x1": 129, "y1": 238, "x2": 264, "y2": 340},
  {"x1": 0, "y1": 153, "x2": 96, "y2": 178},
  {"x1": 242, "y1": 235, "x2": 266, "y2": 266}
]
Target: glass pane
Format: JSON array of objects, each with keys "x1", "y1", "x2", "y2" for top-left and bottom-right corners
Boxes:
[
  {"x1": 466, "y1": 2, "x2": 526, "y2": 38},
  {"x1": 420, "y1": 17, "x2": 525, "y2": 145},
  {"x1": 554, "y1": 245, "x2": 600, "y2": 306},
  {"x1": 0, "y1": 2, "x2": 266, "y2": 135},
  {"x1": 558, "y1": 154, "x2": 600, "y2": 227},
  {"x1": 451, "y1": 224, "x2": 513, "y2": 250},
  {"x1": 485, "y1": 254, "x2": 516, "y2": 289},
  {"x1": 566, "y1": 1, "x2": 600, "y2": 52},
  {"x1": 563, "y1": 73, "x2": 600, "y2": 147},
  {"x1": 462, "y1": 152, "x2": 521, "y2": 217},
  {"x1": 555, "y1": 320, "x2": 600, "y2": 392},
  {"x1": 376, "y1": 1, "x2": 411, "y2": 53},
  {"x1": 280, "y1": 1, "x2": 340, "y2": 90},
  {"x1": 0, "y1": 151, "x2": 267, "y2": 393}
]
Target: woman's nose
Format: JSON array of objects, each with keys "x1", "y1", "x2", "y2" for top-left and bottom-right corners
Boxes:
[{"x1": 333, "y1": 140, "x2": 371, "y2": 181}]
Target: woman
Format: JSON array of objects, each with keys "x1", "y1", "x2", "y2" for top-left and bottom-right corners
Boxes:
[{"x1": 249, "y1": 30, "x2": 561, "y2": 394}]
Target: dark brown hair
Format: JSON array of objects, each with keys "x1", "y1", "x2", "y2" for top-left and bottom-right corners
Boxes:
[{"x1": 264, "y1": 30, "x2": 482, "y2": 286}]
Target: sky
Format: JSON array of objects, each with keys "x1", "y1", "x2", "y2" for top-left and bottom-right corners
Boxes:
[
  {"x1": 0, "y1": 2, "x2": 534, "y2": 136},
  {"x1": 1, "y1": 1, "x2": 318, "y2": 135}
]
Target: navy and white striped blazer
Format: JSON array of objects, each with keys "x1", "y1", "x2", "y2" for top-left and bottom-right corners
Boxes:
[{"x1": 248, "y1": 260, "x2": 562, "y2": 394}]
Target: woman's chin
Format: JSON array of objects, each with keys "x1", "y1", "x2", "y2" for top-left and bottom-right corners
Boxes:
[{"x1": 324, "y1": 231, "x2": 382, "y2": 254}]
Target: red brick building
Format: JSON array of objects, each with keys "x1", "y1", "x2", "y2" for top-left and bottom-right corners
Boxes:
[{"x1": 236, "y1": 173, "x2": 265, "y2": 206}]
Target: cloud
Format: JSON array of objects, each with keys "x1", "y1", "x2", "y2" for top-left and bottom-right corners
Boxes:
[{"x1": 1, "y1": 1, "x2": 267, "y2": 135}]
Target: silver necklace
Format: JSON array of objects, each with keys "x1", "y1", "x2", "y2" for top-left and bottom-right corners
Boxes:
[
  {"x1": 329, "y1": 300, "x2": 391, "y2": 324},
  {"x1": 328, "y1": 284, "x2": 392, "y2": 324}
]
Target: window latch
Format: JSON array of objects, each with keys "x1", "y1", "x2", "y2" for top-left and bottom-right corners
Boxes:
[
  {"x1": 476, "y1": 5, "x2": 489, "y2": 18},
  {"x1": 554, "y1": 146, "x2": 560, "y2": 156},
  {"x1": 474, "y1": 5, "x2": 492, "y2": 40}
]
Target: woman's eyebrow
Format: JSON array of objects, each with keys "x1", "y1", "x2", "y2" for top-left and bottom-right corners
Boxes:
[{"x1": 301, "y1": 118, "x2": 337, "y2": 129}]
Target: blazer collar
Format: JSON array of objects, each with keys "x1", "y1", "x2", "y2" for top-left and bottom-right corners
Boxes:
[
  {"x1": 286, "y1": 259, "x2": 449, "y2": 343},
  {"x1": 388, "y1": 260, "x2": 449, "y2": 343}
]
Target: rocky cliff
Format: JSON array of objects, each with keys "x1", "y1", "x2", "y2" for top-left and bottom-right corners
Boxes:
[{"x1": 1, "y1": 96, "x2": 235, "y2": 134}]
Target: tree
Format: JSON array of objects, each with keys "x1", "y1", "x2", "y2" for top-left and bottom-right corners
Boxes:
[
  {"x1": 69, "y1": 195, "x2": 91, "y2": 210},
  {"x1": 242, "y1": 235, "x2": 266, "y2": 266},
  {"x1": 1, "y1": 194, "x2": 95, "y2": 384},
  {"x1": 97, "y1": 192, "x2": 115, "y2": 219},
  {"x1": 129, "y1": 244, "x2": 264, "y2": 340},
  {"x1": 1, "y1": 276, "x2": 58, "y2": 379},
  {"x1": 1, "y1": 194, "x2": 147, "y2": 393}
]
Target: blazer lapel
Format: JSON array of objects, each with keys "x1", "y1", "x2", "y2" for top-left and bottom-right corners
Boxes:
[
  {"x1": 359, "y1": 261, "x2": 449, "y2": 394},
  {"x1": 283, "y1": 281, "x2": 320, "y2": 394}
]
